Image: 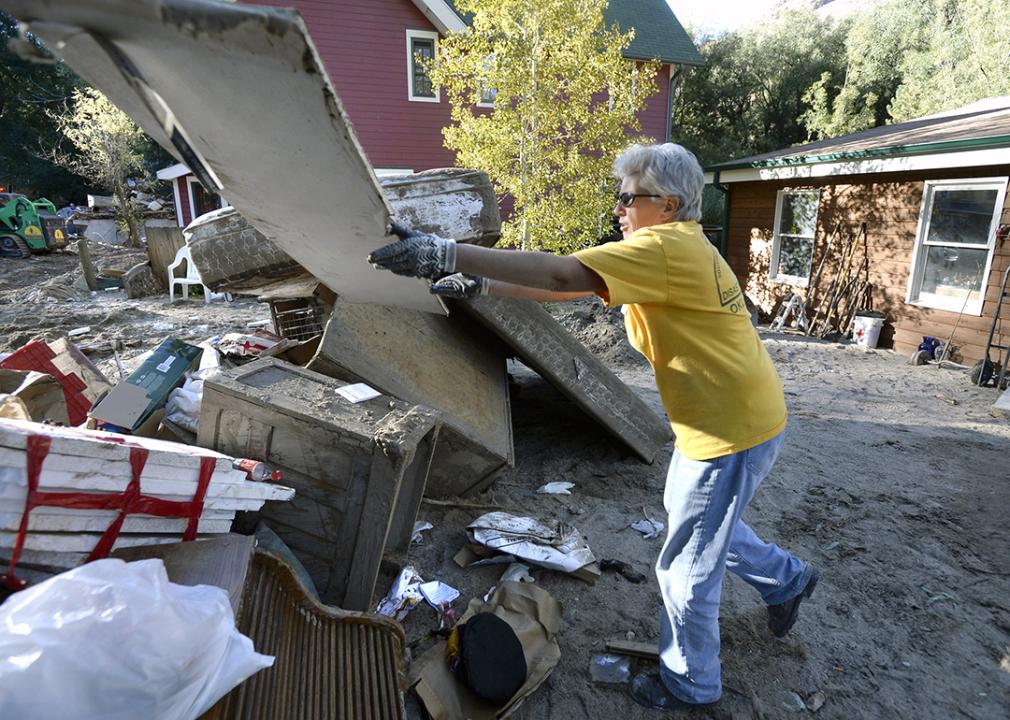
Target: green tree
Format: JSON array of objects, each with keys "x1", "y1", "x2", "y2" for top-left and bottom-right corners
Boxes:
[
  {"x1": 672, "y1": 8, "x2": 847, "y2": 165},
  {"x1": 802, "y1": 0, "x2": 1010, "y2": 138},
  {"x1": 49, "y1": 88, "x2": 147, "y2": 246},
  {"x1": 888, "y1": 0, "x2": 1010, "y2": 121},
  {"x1": 429, "y1": 0, "x2": 658, "y2": 252},
  {"x1": 0, "y1": 12, "x2": 91, "y2": 201}
]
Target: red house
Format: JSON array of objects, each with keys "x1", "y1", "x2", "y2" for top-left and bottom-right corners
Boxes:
[{"x1": 160, "y1": 0, "x2": 703, "y2": 227}]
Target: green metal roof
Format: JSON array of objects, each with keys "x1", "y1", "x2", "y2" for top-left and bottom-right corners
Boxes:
[
  {"x1": 442, "y1": 0, "x2": 703, "y2": 66},
  {"x1": 708, "y1": 97, "x2": 1010, "y2": 171}
]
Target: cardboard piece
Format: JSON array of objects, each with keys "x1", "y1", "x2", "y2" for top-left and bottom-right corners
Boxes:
[
  {"x1": 0, "y1": 370, "x2": 70, "y2": 425},
  {"x1": 90, "y1": 338, "x2": 202, "y2": 433},
  {"x1": 409, "y1": 582, "x2": 562, "y2": 720}
]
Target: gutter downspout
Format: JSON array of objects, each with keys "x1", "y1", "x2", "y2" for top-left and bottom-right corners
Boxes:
[{"x1": 711, "y1": 170, "x2": 729, "y2": 257}]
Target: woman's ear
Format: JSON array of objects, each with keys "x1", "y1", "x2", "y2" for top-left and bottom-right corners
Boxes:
[{"x1": 664, "y1": 196, "x2": 680, "y2": 221}]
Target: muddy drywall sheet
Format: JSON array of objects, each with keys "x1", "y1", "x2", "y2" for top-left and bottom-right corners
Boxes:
[
  {"x1": 6, "y1": 0, "x2": 440, "y2": 313},
  {"x1": 458, "y1": 296, "x2": 673, "y2": 463}
]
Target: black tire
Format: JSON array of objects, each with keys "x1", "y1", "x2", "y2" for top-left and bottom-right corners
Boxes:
[
  {"x1": 910, "y1": 349, "x2": 932, "y2": 366},
  {"x1": 0, "y1": 234, "x2": 30, "y2": 259},
  {"x1": 970, "y1": 359, "x2": 994, "y2": 386}
]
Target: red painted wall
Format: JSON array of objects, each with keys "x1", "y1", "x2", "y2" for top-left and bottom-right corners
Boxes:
[
  {"x1": 250, "y1": 0, "x2": 455, "y2": 171},
  {"x1": 245, "y1": 0, "x2": 673, "y2": 172},
  {"x1": 176, "y1": 178, "x2": 193, "y2": 226},
  {"x1": 639, "y1": 65, "x2": 672, "y2": 144}
]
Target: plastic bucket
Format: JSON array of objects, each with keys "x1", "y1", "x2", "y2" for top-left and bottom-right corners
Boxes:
[{"x1": 852, "y1": 312, "x2": 884, "y2": 348}]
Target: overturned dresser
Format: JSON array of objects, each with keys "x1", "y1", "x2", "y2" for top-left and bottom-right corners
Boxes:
[{"x1": 198, "y1": 358, "x2": 441, "y2": 610}]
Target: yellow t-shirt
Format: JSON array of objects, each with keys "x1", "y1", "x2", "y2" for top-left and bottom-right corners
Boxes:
[{"x1": 573, "y1": 221, "x2": 786, "y2": 460}]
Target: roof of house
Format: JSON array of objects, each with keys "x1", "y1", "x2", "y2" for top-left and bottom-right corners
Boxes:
[
  {"x1": 437, "y1": 0, "x2": 703, "y2": 66},
  {"x1": 708, "y1": 97, "x2": 1010, "y2": 182}
]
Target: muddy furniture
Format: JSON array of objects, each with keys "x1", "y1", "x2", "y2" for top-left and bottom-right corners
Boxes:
[
  {"x1": 198, "y1": 358, "x2": 441, "y2": 609},
  {"x1": 114, "y1": 537, "x2": 407, "y2": 720},
  {"x1": 207, "y1": 549, "x2": 407, "y2": 720}
]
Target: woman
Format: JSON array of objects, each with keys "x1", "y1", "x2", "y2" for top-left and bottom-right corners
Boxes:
[{"x1": 369, "y1": 143, "x2": 817, "y2": 709}]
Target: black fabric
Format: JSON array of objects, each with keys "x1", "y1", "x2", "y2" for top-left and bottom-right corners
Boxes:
[{"x1": 457, "y1": 612, "x2": 527, "y2": 704}]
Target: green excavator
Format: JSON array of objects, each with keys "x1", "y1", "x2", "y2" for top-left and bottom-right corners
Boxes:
[{"x1": 0, "y1": 192, "x2": 71, "y2": 258}]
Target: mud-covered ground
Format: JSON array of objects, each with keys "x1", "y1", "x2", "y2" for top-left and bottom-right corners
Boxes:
[{"x1": 3, "y1": 250, "x2": 1009, "y2": 720}]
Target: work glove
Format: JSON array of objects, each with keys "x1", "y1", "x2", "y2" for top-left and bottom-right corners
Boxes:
[
  {"x1": 368, "y1": 222, "x2": 456, "y2": 279},
  {"x1": 430, "y1": 273, "x2": 488, "y2": 299}
]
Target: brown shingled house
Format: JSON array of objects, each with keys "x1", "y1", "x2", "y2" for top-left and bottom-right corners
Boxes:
[{"x1": 706, "y1": 97, "x2": 1010, "y2": 364}]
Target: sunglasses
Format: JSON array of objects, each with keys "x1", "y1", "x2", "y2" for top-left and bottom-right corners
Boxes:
[{"x1": 616, "y1": 192, "x2": 661, "y2": 208}]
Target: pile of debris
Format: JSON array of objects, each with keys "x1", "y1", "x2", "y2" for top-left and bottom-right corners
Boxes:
[{"x1": 0, "y1": 2, "x2": 674, "y2": 717}]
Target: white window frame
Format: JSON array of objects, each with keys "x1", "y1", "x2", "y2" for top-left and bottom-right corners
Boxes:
[
  {"x1": 406, "y1": 29, "x2": 439, "y2": 103},
  {"x1": 905, "y1": 177, "x2": 1008, "y2": 316},
  {"x1": 476, "y1": 53, "x2": 496, "y2": 108},
  {"x1": 186, "y1": 176, "x2": 227, "y2": 222},
  {"x1": 769, "y1": 189, "x2": 821, "y2": 286}
]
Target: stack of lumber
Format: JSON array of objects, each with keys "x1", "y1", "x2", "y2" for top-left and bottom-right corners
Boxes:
[{"x1": 0, "y1": 418, "x2": 294, "y2": 568}]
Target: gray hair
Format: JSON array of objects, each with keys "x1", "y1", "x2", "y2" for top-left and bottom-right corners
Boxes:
[{"x1": 613, "y1": 143, "x2": 705, "y2": 222}]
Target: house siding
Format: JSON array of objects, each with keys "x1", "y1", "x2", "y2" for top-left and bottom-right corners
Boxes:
[
  {"x1": 639, "y1": 66, "x2": 672, "y2": 143},
  {"x1": 244, "y1": 0, "x2": 674, "y2": 172},
  {"x1": 176, "y1": 177, "x2": 193, "y2": 227},
  {"x1": 250, "y1": 0, "x2": 454, "y2": 171},
  {"x1": 725, "y1": 167, "x2": 1010, "y2": 363}
]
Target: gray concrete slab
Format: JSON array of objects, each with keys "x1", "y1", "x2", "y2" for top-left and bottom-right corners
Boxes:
[
  {"x1": 457, "y1": 296, "x2": 672, "y2": 463},
  {"x1": 308, "y1": 300, "x2": 513, "y2": 498}
]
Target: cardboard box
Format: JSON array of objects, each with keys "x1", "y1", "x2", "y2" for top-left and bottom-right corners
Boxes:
[{"x1": 90, "y1": 338, "x2": 202, "y2": 433}]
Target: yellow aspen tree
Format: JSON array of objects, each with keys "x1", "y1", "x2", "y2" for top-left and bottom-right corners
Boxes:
[{"x1": 430, "y1": 0, "x2": 658, "y2": 252}]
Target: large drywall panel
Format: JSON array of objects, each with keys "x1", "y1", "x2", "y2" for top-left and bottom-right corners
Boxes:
[{"x1": 4, "y1": 0, "x2": 440, "y2": 312}]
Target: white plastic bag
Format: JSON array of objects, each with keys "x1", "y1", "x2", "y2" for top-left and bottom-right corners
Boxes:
[{"x1": 0, "y1": 558, "x2": 273, "y2": 720}]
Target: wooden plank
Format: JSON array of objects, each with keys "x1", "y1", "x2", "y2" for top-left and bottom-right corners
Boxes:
[
  {"x1": 0, "y1": 511, "x2": 233, "y2": 534},
  {"x1": 0, "y1": 466, "x2": 294, "y2": 502},
  {"x1": 0, "y1": 531, "x2": 215, "y2": 553},
  {"x1": 111, "y1": 535, "x2": 255, "y2": 613},
  {"x1": 145, "y1": 225, "x2": 186, "y2": 289},
  {"x1": 0, "y1": 448, "x2": 247, "y2": 484},
  {"x1": 0, "y1": 493, "x2": 278, "y2": 513},
  {"x1": 0, "y1": 418, "x2": 238, "y2": 472},
  {"x1": 605, "y1": 639, "x2": 660, "y2": 660}
]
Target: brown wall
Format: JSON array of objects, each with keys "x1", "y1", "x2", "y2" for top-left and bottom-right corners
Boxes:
[{"x1": 724, "y1": 166, "x2": 1010, "y2": 363}]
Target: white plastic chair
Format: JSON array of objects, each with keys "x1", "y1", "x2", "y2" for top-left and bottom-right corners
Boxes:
[{"x1": 167, "y1": 244, "x2": 211, "y2": 303}]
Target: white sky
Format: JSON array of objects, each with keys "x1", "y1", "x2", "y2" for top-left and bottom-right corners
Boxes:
[{"x1": 666, "y1": 0, "x2": 781, "y2": 35}]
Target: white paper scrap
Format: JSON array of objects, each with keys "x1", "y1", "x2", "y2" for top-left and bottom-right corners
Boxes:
[
  {"x1": 335, "y1": 383, "x2": 381, "y2": 403},
  {"x1": 631, "y1": 518, "x2": 665, "y2": 539},
  {"x1": 411, "y1": 520, "x2": 434, "y2": 544},
  {"x1": 537, "y1": 481, "x2": 574, "y2": 495},
  {"x1": 419, "y1": 580, "x2": 460, "y2": 608}
]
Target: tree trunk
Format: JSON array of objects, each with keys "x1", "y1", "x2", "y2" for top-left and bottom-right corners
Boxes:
[{"x1": 114, "y1": 183, "x2": 141, "y2": 247}]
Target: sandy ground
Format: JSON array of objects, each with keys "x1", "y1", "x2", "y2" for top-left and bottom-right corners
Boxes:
[{"x1": 3, "y1": 250, "x2": 1009, "y2": 719}]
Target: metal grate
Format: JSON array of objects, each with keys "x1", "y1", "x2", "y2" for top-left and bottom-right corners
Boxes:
[{"x1": 270, "y1": 299, "x2": 326, "y2": 341}]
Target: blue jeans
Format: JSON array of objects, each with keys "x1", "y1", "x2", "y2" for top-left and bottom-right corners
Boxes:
[{"x1": 656, "y1": 431, "x2": 811, "y2": 704}]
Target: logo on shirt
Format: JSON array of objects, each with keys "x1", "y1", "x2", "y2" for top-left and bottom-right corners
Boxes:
[{"x1": 713, "y1": 248, "x2": 744, "y2": 313}]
